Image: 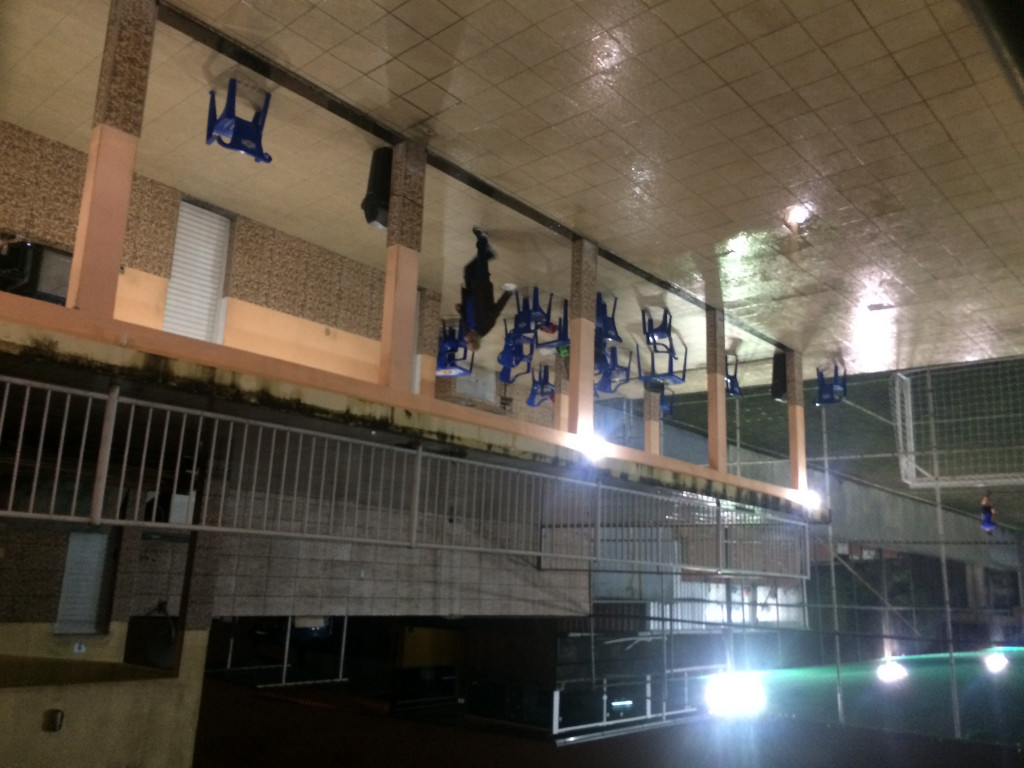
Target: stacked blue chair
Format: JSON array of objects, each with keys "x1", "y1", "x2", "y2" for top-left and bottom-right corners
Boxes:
[
  {"x1": 435, "y1": 320, "x2": 473, "y2": 378},
  {"x1": 725, "y1": 352, "x2": 743, "y2": 397},
  {"x1": 206, "y1": 78, "x2": 272, "y2": 163},
  {"x1": 527, "y1": 365, "x2": 555, "y2": 407},
  {"x1": 815, "y1": 363, "x2": 847, "y2": 405}
]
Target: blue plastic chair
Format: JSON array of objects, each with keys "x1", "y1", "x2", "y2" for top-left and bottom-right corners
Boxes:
[
  {"x1": 435, "y1": 320, "x2": 473, "y2": 378},
  {"x1": 636, "y1": 338, "x2": 687, "y2": 387},
  {"x1": 815, "y1": 364, "x2": 847, "y2": 405},
  {"x1": 206, "y1": 78, "x2": 272, "y2": 163},
  {"x1": 595, "y1": 293, "x2": 622, "y2": 343},
  {"x1": 642, "y1": 308, "x2": 674, "y2": 355},
  {"x1": 537, "y1": 299, "x2": 570, "y2": 354},
  {"x1": 595, "y1": 347, "x2": 632, "y2": 394},
  {"x1": 725, "y1": 353, "x2": 742, "y2": 397},
  {"x1": 527, "y1": 365, "x2": 555, "y2": 407}
]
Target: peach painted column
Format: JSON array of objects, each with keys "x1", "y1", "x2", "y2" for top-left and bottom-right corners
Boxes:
[
  {"x1": 568, "y1": 237, "x2": 597, "y2": 435},
  {"x1": 417, "y1": 288, "x2": 441, "y2": 397},
  {"x1": 786, "y1": 349, "x2": 808, "y2": 491},
  {"x1": 379, "y1": 141, "x2": 426, "y2": 391},
  {"x1": 67, "y1": 0, "x2": 156, "y2": 316},
  {"x1": 643, "y1": 389, "x2": 662, "y2": 454},
  {"x1": 706, "y1": 306, "x2": 728, "y2": 472}
]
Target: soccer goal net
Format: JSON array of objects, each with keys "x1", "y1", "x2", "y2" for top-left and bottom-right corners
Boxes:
[{"x1": 891, "y1": 358, "x2": 1024, "y2": 488}]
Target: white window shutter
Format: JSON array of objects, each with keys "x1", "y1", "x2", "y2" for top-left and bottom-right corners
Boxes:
[
  {"x1": 164, "y1": 201, "x2": 230, "y2": 342},
  {"x1": 54, "y1": 531, "x2": 112, "y2": 634}
]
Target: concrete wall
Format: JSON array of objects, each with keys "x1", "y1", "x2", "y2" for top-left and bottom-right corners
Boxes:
[
  {"x1": 0, "y1": 629, "x2": 208, "y2": 768},
  {"x1": 130, "y1": 533, "x2": 590, "y2": 619}
]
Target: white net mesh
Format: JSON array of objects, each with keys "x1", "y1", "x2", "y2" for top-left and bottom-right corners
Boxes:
[{"x1": 891, "y1": 358, "x2": 1024, "y2": 488}]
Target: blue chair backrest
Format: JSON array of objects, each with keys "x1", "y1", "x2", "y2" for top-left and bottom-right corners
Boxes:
[
  {"x1": 527, "y1": 366, "x2": 555, "y2": 407},
  {"x1": 815, "y1": 364, "x2": 847, "y2": 405}
]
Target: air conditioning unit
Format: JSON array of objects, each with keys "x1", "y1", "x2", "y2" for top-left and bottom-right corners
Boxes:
[{"x1": 144, "y1": 490, "x2": 196, "y2": 524}]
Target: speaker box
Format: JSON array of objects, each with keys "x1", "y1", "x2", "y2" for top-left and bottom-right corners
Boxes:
[
  {"x1": 361, "y1": 146, "x2": 393, "y2": 229},
  {"x1": 771, "y1": 351, "x2": 787, "y2": 402}
]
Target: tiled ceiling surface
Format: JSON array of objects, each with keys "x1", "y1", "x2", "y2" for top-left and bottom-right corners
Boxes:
[{"x1": 5, "y1": 0, "x2": 1024, "y2": 393}]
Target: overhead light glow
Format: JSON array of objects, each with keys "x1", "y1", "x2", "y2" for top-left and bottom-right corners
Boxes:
[
  {"x1": 705, "y1": 671, "x2": 766, "y2": 717},
  {"x1": 795, "y1": 489, "x2": 822, "y2": 512},
  {"x1": 725, "y1": 233, "x2": 753, "y2": 257},
  {"x1": 785, "y1": 204, "x2": 812, "y2": 227},
  {"x1": 610, "y1": 699, "x2": 634, "y2": 708},
  {"x1": 876, "y1": 659, "x2": 908, "y2": 683},
  {"x1": 984, "y1": 651, "x2": 1009, "y2": 674},
  {"x1": 573, "y1": 430, "x2": 612, "y2": 463}
]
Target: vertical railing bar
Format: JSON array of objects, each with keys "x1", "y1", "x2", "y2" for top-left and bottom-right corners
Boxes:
[
  {"x1": 48, "y1": 392, "x2": 73, "y2": 515},
  {"x1": 169, "y1": 410, "x2": 188, "y2": 521},
  {"x1": 133, "y1": 408, "x2": 154, "y2": 521},
  {"x1": 217, "y1": 420, "x2": 233, "y2": 528},
  {"x1": 316, "y1": 436, "x2": 329, "y2": 536},
  {"x1": 444, "y1": 460, "x2": 452, "y2": 547},
  {"x1": 343, "y1": 440, "x2": 354, "y2": 537},
  {"x1": 258, "y1": 427, "x2": 275, "y2": 531},
  {"x1": 281, "y1": 431, "x2": 295, "y2": 534},
  {"x1": 114, "y1": 402, "x2": 136, "y2": 522},
  {"x1": 329, "y1": 439, "x2": 341, "y2": 537},
  {"x1": 291, "y1": 432, "x2": 304, "y2": 534},
  {"x1": 152, "y1": 409, "x2": 172, "y2": 519},
  {"x1": 187, "y1": 415, "x2": 204, "y2": 525},
  {"x1": 270, "y1": 429, "x2": 285, "y2": 532},
  {"x1": 377, "y1": 446, "x2": 386, "y2": 541},
  {"x1": 296, "y1": 434, "x2": 307, "y2": 536},
  {"x1": 0, "y1": 382, "x2": 9, "y2": 510},
  {"x1": 202, "y1": 417, "x2": 219, "y2": 528},
  {"x1": 89, "y1": 384, "x2": 119, "y2": 525},
  {"x1": 27, "y1": 389, "x2": 52, "y2": 514},
  {"x1": 239, "y1": 423, "x2": 255, "y2": 530},
  {"x1": 354, "y1": 444, "x2": 366, "y2": 540},
  {"x1": 71, "y1": 397, "x2": 94, "y2": 519},
  {"x1": 264, "y1": 430, "x2": 280, "y2": 532},
  {"x1": 7, "y1": 384, "x2": 30, "y2": 511}
]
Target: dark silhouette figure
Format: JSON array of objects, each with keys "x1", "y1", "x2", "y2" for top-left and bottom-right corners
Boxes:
[{"x1": 458, "y1": 227, "x2": 514, "y2": 350}]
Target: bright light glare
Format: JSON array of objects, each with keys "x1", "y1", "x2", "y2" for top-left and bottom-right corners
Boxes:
[
  {"x1": 984, "y1": 652, "x2": 1010, "y2": 674},
  {"x1": 796, "y1": 489, "x2": 822, "y2": 512},
  {"x1": 785, "y1": 204, "x2": 812, "y2": 227},
  {"x1": 876, "y1": 660, "x2": 908, "y2": 683},
  {"x1": 705, "y1": 672, "x2": 766, "y2": 717},
  {"x1": 725, "y1": 233, "x2": 753, "y2": 257},
  {"x1": 610, "y1": 699, "x2": 633, "y2": 708},
  {"x1": 575, "y1": 432, "x2": 612, "y2": 462}
]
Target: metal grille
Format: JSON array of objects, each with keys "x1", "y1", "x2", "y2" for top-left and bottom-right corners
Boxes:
[
  {"x1": 0, "y1": 374, "x2": 808, "y2": 578},
  {"x1": 892, "y1": 359, "x2": 1024, "y2": 488}
]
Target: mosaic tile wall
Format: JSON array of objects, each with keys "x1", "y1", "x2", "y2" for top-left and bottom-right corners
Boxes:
[
  {"x1": 1, "y1": 120, "x2": 386, "y2": 341},
  {"x1": 229, "y1": 217, "x2": 383, "y2": 340},
  {"x1": 0, "y1": 525, "x2": 68, "y2": 623},
  {"x1": 0, "y1": 121, "x2": 85, "y2": 250}
]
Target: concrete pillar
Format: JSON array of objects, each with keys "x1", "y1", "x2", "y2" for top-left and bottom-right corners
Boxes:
[
  {"x1": 707, "y1": 306, "x2": 728, "y2": 472},
  {"x1": 67, "y1": 0, "x2": 157, "y2": 316},
  {"x1": 568, "y1": 237, "x2": 597, "y2": 435},
  {"x1": 379, "y1": 140, "x2": 426, "y2": 391},
  {"x1": 787, "y1": 349, "x2": 808, "y2": 491},
  {"x1": 643, "y1": 388, "x2": 662, "y2": 454},
  {"x1": 417, "y1": 289, "x2": 441, "y2": 397}
]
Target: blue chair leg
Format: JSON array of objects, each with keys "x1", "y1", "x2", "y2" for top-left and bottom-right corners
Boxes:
[{"x1": 206, "y1": 90, "x2": 217, "y2": 145}]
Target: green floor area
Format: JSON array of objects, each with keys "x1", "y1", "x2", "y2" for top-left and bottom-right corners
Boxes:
[{"x1": 763, "y1": 648, "x2": 1024, "y2": 745}]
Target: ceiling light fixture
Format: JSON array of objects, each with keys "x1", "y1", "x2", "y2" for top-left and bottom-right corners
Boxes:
[{"x1": 785, "y1": 204, "x2": 812, "y2": 228}]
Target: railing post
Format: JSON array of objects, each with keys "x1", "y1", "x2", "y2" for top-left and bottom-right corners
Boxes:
[
  {"x1": 410, "y1": 445, "x2": 423, "y2": 547},
  {"x1": 552, "y1": 689, "x2": 561, "y2": 735},
  {"x1": 89, "y1": 382, "x2": 119, "y2": 525}
]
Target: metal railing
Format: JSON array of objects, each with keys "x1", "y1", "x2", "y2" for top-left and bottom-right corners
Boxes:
[
  {"x1": 0, "y1": 374, "x2": 809, "y2": 578},
  {"x1": 552, "y1": 665, "x2": 723, "y2": 737}
]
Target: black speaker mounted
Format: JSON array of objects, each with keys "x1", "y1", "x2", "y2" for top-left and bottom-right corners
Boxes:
[{"x1": 361, "y1": 146, "x2": 393, "y2": 230}]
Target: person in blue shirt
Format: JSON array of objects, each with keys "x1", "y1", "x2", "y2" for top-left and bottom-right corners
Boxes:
[
  {"x1": 981, "y1": 493, "x2": 996, "y2": 533},
  {"x1": 458, "y1": 227, "x2": 515, "y2": 350}
]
